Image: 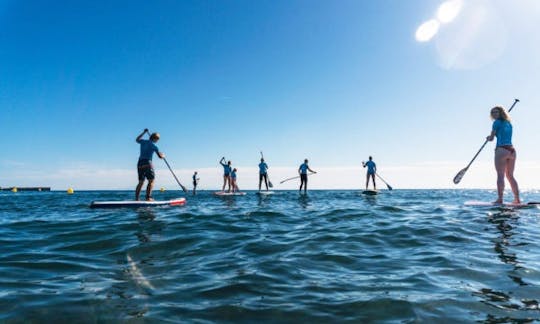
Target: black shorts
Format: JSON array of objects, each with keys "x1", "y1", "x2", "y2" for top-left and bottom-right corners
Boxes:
[
  {"x1": 259, "y1": 173, "x2": 268, "y2": 182},
  {"x1": 193, "y1": 181, "x2": 197, "y2": 187},
  {"x1": 300, "y1": 174, "x2": 308, "y2": 182},
  {"x1": 137, "y1": 159, "x2": 155, "y2": 181}
]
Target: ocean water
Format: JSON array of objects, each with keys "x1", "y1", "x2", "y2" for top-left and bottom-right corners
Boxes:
[{"x1": 1, "y1": 189, "x2": 540, "y2": 323}]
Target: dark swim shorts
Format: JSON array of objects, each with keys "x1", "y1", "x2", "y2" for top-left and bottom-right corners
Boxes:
[{"x1": 137, "y1": 159, "x2": 155, "y2": 181}]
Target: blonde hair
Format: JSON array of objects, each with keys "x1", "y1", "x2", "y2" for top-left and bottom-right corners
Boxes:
[{"x1": 490, "y1": 106, "x2": 511, "y2": 122}]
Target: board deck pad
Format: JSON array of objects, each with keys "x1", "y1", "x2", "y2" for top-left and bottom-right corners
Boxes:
[
  {"x1": 214, "y1": 191, "x2": 247, "y2": 196},
  {"x1": 90, "y1": 197, "x2": 186, "y2": 208},
  {"x1": 464, "y1": 201, "x2": 540, "y2": 208}
]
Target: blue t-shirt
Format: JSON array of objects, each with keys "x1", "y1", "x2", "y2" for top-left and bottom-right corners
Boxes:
[
  {"x1": 221, "y1": 162, "x2": 232, "y2": 175},
  {"x1": 492, "y1": 119, "x2": 513, "y2": 146},
  {"x1": 259, "y1": 162, "x2": 268, "y2": 174},
  {"x1": 299, "y1": 163, "x2": 309, "y2": 174},
  {"x1": 231, "y1": 170, "x2": 237, "y2": 179},
  {"x1": 137, "y1": 139, "x2": 159, "y2": 161},
  {"x1": 365, "y1": 161, "x2": 376, "y2": 174},
  {"x1": 192, "y1": 174, "x2": 197, "y2": 181}
]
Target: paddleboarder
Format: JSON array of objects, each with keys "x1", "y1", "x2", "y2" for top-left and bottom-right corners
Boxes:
[
  {"x1": 219, "y1": 157, "x2": 232, "y2": 192},
  {"x1": 231, "y1": 168, "x2": 239, "y2": 192},
  {"x1": 258, "y1": 158, "x2": 269, "y2": 191},
  {"x1": 362, "y1": 156, "x2": 377, "y2": 190},
  {"x1": 135, "y1": 129, "x2": 165, "y2": 201},
  {"x1": 486, "y1": 106, "x2": 520, "y2": 204},
  {"x1": 192, "y1": 171, "x2": 199, "y2": 195},
  {"x1": 299, "y1": 159, "x2": 316, "y2": 193}
]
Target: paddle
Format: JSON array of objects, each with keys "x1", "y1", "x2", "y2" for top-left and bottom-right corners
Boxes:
[
  {"x1": 376, "y1": 173, "x2": 393, "y2": 190},
  {"x1": 144, "y1": 129, "x2": 187, "y2": 193},
  {"x1": 260, "y1": 151, "x2": 273, "y2": 188},
  {"x1": 163, "y1": 158, "x2": 187, "y2": 193},
  {"x1": 453, "y1": 99, "x2": 520, "y2": 184},
  {"x1": 280, "y1": 172, "x2": 316, "y2": 184}
]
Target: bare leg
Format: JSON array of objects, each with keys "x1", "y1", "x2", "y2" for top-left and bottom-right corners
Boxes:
[
  {"x1": 371, "y1": 174, "x2": 377, "y2": 190},
  {"x1": 135, "y1": 180, "x2": 145, "y2": 201},
  {"x1": 227, "y1": 176, "x2": 231, "y2": 192},
  {"x1": 146, "y1": 180, "x2": 154, "y2": 201},
  {"x1": 365, "y1": 174, "x2": 369, "y2": 190},
  {"x1": 265, "y1": 176, "x2": 269, "y2": 191},
  {"x1": 222, "y1": 176, "x2": 226, "y2": 191},
  {"x1": 505, "y1": 152, "x2": 520, "y2": 203},
  {"x1": 259, "y1": 176, "x2": 262, "y2": 191},
  {"x1": 494, "y1": 148, "x2": 507, "y2": 203}
]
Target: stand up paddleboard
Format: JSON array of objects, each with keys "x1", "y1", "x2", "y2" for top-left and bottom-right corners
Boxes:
[
  {"x1": 362, "y1": 190, "x2": 378, "y2": 196},
  {"x1": 90, "y1": 197, "x2": 186, "y2": 208},
  {"x1": 464, "y1": 201, "x2": 540, "y2": 209},
  {"x1": 214, "y1": 191, "x2": 247, "y2": 196},
  {"x1": 256, "y1": 191, "x2": 275, "y2": 196}
]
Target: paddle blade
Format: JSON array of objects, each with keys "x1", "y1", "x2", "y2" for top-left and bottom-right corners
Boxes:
[
  {"x1": 386, "y1": 184, "x2": 393, "y2": 191},
  {"x1": 453, "y1": 167, "x2": 468, "y2": 184},
  {"x1": 268, "y1": 181, "x2": 274, "y2": 188}
]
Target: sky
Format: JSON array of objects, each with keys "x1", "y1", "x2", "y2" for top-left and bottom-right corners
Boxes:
[{"x1": 1, "y1": 0, "x2": 539, "y2": 190}]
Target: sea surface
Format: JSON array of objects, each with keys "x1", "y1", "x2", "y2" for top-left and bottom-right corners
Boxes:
[{"x1": 1, "y1": 189, "x2": 540, "y2": 323}]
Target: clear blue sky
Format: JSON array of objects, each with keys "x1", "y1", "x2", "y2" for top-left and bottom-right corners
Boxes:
[{"x1": 1, "y1": 0, "x2": 539, "y2": 189}]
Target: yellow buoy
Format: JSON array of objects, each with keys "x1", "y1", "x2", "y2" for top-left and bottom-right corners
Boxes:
[
  {"x1": 11, "y1": 187, "x2": 17, "y2": 193},
  {"x1": 160, "y1": 187, "x2": 165, "y2": 192},
  {"x1": 67, "y1": 187, "x2": 74, "y2": 194}
]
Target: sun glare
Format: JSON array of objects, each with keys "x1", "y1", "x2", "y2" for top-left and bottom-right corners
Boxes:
[
  {"x1": 436, "y1": 0, "x2": 463, "y2": 23},
  {"x1": 415, "y1": 19, "x2": 440, "y2": 42}
]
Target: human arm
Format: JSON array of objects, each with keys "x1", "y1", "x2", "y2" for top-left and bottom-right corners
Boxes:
[
  {"x1": 136, "y1": 128, "x2": 149, "y2": 142},
  {"x1": 308, "y1": 167, "x2": 317, "y2": 174}
]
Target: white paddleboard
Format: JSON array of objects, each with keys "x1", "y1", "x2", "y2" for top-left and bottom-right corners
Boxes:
[
  {"x1": 256, "y1": 191, "x2": 275, "y2": 195},
  {"x1": 464, "y1": 201, "x2": 539, "y2": 208},
  {"x1": 90, "y1": 197, "x2": 186, "y2": 208},
  {"x1": 214, "y1": 191, "x2": 247, "y2": 196}
]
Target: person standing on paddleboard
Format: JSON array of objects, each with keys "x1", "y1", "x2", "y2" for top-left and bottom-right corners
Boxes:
[
  {"x1": 299, "y1": 159, "x2": 316, "y2": 193},
  {"x1": 231, "y1": 168, "x2": 239, "y2": 192},
  {"x1": 135, "y1": 129, "x2": 165, "y2": 201},
  {"x1": 258, "y1": 158, "x2": 269, "y2": 191},
  {"x1": 220, "y1": 157, "x2": 232, "y2": 192},
  {"x1": 192, "y1": 171, "x2": 199, "y2": 195},
  {"x1": 486, "y1": 106, "x2": 520, "y2": 204},
  {"x1": 362, "y1": 156, "x2": 377, "y2": 190}
]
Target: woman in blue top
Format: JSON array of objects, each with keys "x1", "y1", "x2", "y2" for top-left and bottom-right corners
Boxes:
[
  {"x1": 220, "y1": 157, "x2": 232, "y2": 192},
  {"x1": 486, "y1": 106, "x2": 520, "y2": 204}
]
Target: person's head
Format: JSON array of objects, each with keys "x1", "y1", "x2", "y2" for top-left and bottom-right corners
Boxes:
[
  {"x1": 228, "y1": 161, "x2": 231, "y2": 165},
  {"x1": 150, "y1": 132, "x2": 160, "y2": 142},
  {"x1": 304, "y1": 159, "x2": 308, "y2": 163},
  {"x1": 233, "y1": 168, "x2": 237, "y2": 172},
  {"x1": 194, "y1": 171, "x2": 198, "y2": 175},
  {"x1": 261, "y1": 158, "x2": 264, "y2": 162},
  {"x1": 369, "y1": 156, "x2": 372, "y2": 161},
  {"x1": 490, "y1": 106, "x2": 510, "y2": 121}
]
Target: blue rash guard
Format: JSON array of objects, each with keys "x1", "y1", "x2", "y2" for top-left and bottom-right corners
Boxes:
[
  {"x1": 137, "y1": 139, "x2": 159, "y2": 161},
  {"x1": 231, "y1": 170, "x2": 237, "y2": 179},
  {"x1": 259, "y1": 162, "x2": 268, "y2": 174},
  {"x1": 365, "y1": 161, "x2": 376, "y2": 174},
  {"x1": 299, "y1": 163, "x2": 309, "y2": 174},
  {"x1": 492, "y1": 119, "x2": 513, "y2": 147},
  {"x1": 221, "y1": 162, "x2": 232, "y2": 176}
]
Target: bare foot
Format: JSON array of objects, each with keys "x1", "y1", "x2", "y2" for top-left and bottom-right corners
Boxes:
[
  {"x1": 146, "y1": 197, "x2": 154, "y2": 201},
  {"x1": 493, "y1": 199, "x2": 503, "y2": 205},
  {"x1": 512, "y1": 200, "x2": 521, "y2": 205}
]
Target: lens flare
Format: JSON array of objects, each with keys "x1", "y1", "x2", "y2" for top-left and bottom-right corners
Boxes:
[
  {"x1": 437, "y1": 0, "x2": 463, "y2": 23},
  {"x1": 415, "y1": 19, "x2": 440, "y2": 42}
]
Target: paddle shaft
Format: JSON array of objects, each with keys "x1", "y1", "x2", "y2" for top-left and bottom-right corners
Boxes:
[
  {"x1": 280, "y1": 172, "x2": 315, "y2": 184},
  {"x1": 462, "y1": 99, "x2": 520, "y2": 172},
  {"x1": 375, "y1": 173, "x2": 393, "y2": 190},
  {"x1": 163, "y1": 158, "x2": 187, "y2": 192}
]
